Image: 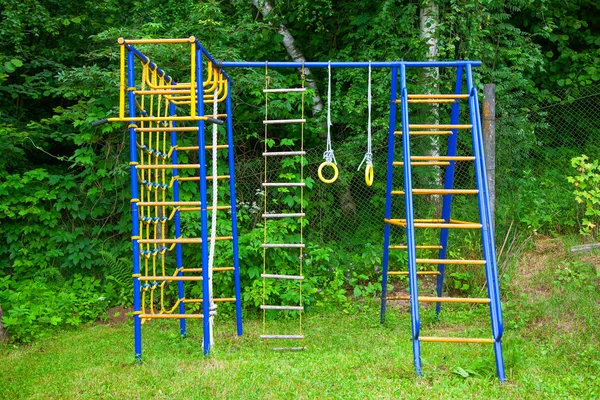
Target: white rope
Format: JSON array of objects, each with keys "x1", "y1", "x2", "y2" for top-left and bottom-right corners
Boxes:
[
  {"x1": 358, "y1": 61, "x2": 373, "y2": 171},
  {"x1": 208, "y1": 87, "x2": 218, "y2": 347},
  {"x1": 323, "y1": 61, "x2": 336, "y2": 165}
]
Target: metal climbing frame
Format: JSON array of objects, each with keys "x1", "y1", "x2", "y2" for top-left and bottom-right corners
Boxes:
[
  {"x1": 105, "y1": 37, "x2": 242, "y2": 359},
  {"x1": 379, "y1": 62, "x2": 505, "y2": 381}
]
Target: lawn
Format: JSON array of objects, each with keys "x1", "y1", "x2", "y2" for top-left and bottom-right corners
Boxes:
[{"x1": 1, "y1": 238, "x2": 598, "y2": 399}]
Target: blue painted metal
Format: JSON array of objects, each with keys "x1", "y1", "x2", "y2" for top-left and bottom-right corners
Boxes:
[
  {"x1": 380, "y1": 66, "x2": 398, "y2": 324},
  {"x1": 465, "y1": 65, "x2": 505, "y2": 382},
  {"x1": 127, "y1": 47, "x2": 142, "y2": 361},
  {"x1": 399, "y1": 64, "x2": 422, "y2": 376},
  {"x1": 220, "y1": 61, "x2": 482, "y2": 69},
  {"x1": 127, "y1": 45, "x2": 180, "y2": 85},
  {"x1": 169, "y1": 102, "x2": 187, "y2": 337},
  {"x1": 225, "y1": 82, "x2": 243, "y2": 336},
  {"x1": 195, "y1": 40, "x2": 232, "y2": 82},
  {"x1": 195, "y1": 47, "x2": 211, "y2": 355},
  {"x1": 435, "y1": 67, "x2": 464, "y2": 315}
]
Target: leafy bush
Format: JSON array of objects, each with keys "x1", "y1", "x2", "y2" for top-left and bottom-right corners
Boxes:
[{"x1": 567, "y1": 155, "x2": 600, "y2": 238}]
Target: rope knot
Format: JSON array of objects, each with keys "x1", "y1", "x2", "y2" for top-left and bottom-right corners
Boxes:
[{"x1": 323, "y1": 149, "x2": 336, "y2": 165}]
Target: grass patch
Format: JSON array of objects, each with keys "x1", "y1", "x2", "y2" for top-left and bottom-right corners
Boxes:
[{"x1": 1, "y1": 236, "x2": 599, "y2": 399}]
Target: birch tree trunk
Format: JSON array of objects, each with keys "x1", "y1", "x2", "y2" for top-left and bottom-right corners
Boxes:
[
  {"x1": 420, "y1": 1, "x2": 442, "y2": 212},
  {"x1": 252, "y1": 0, "x2": 324, "y2": 115}
]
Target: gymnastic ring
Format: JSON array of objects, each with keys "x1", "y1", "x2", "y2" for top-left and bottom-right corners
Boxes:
[
  {"x1": 318, "y1": 162, "x2": 339, "y2": 184},
  {"x1": 365, "y1": 164, "x2": 374, "y2": 187}
]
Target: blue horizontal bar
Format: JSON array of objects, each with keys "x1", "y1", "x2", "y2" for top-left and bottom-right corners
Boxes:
[{"x1": 220, "y1": 61, "x2": 481, "y2": 69}]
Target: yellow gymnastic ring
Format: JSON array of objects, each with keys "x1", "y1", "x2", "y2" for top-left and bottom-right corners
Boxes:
[
  {"x1": 318, "y1": 162, "x2": 339, "y2": 184},
  {"x1": 365, "y1": 164, "x2": 374, "y2": 187}
]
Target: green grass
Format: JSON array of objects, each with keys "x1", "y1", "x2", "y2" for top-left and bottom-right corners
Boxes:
[{"x1": 1, "y1": 238, "x2": 599, "y2": 399}]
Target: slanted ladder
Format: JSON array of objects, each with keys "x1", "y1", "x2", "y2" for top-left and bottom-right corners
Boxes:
[
  {"x1": 380, "y1": 62, "x2": 505, "y2": 381},
  {"x1": 260, "y1": 73, "x2": 307, "y2": 351}
]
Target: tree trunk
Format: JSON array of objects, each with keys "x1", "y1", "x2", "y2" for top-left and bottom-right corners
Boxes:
[
  {"x1": 0, "y1": 305, "x2": 7, "y2": 342},
  {"x1": 252, "y1": 0, "x2": 324, "y2": 115},
  {"x1": 420, "y1": 0, "x2": 442, "y2": 212}
]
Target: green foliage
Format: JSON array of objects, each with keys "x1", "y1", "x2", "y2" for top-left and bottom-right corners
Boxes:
[{"x1": 567, "y1": 155, "x2": 600, "y2": 238}]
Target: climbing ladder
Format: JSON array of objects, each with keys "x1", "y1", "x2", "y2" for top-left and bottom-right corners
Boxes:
[
  {"x1": 99, "y1": 38, "x2": 243, "y2": 359},
  {"x1": 260, "y1": 66, "x2": 306, "y2": 351},
  {"x1": 379, "y1": 62, "x2": 505, "y2": 381}
]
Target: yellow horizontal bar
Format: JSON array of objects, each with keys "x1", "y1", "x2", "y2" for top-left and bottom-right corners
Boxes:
[
  {"x1": 176, "y1": 145, "x2": 229, "y2": 151},
  {"x1": 178, "y1": 206, "x2": 232, "y2": 212},
  {"x1": 137, "y1": 201, "x2": 199, "y2": 206},
  {"x1": 178, "y1": 175, "x2": 230, "y2": 182},
  {"x1": 138, "y1": 236, "x2": 233, "y2": 244},
  {"x1": 394, "y1": 161, "x2": 451, "y2": 166},
  {"x1": 138, "y1": 276, "x2": 203, "y2": 281},
  {"x1": 420, "y1": 337, "x2": 494, "y2": 344},
  {"x1": 389, "y1": 245, "x2": 443, "y2": 250},
  {"x1": 392, "y1": 189, "x2": 478, "y2": 195},
  {"x1": 121, "y1": 37, "x2": 194, "y2": 44},
  {"x1": 397, "y1": 99, "x2": 457, "y2": 104},
  {"x1": 414, "y1": 223, "x2": 482, "y2": 229},
  {"x1": 449, "y1": 218, "x2": 477, "y2": 225},
  {"x1": 388, "y1": 271, "x2": 440, "y2": 276},
  {"x1": 183, "y1": 298, "x2": 236, "y2": 303},
  {"x1": 411, "y1": 156, "x2": 475, "y2": 161},
  {"x1": 140, "y1": 313, "x2": 203, "y2": 319},
  {"x1": 108, "y1": 116, "x2": 206, "y2": 123},
  {"x1": 181, "y1": 267, "x2": 234, "y2": 272},
  {"x1": 395, "y1": 131, "x2": 454, "y2": 136},
  {"x1": 409, "y1": 124, "x2": 472, "y2": 129},
  {"x1": 136, "y1": 127, "x2": 198, "y2": 132},
  {"x1": 416, "y1": 258, "x2": 486, "y2": 265},
  {"x1": 389, "y1": 296, "x2": 490, "y2": 304},
  {"x1": 135, "y1": 89, "x2": 190, "y2": 95},
  {"x1": 136, "y1": 164, "x2": 199, "y2": 170},
  {"x1": 409, "y1": 94, "x2": 470, "y2": 99}
]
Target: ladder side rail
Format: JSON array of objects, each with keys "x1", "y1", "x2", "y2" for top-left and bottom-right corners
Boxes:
[
  {"x1": 127, "y1": 45, "x2": 143, "y2": 361},
  {"x1": 226, "y1": 82, "x2": 243, "y2": 336},
  {"x1": 465, "y1": 65, "x2": 505, "y2": 382},
  {"x1": 194, "y1": 45, "x2": 211, "y2": 355},
  {"x1": 400, "y1": 63, "x2": 422, "y2": 377},
  {"x1": 380, "y1": 64, "x2": 399, "y2": 323},
  {"x1": 169, "y1": 102, "x2": 187, "y2": 336},
  {"x1": 435, "y1": 66, "x2": 464, "y2": 315}
]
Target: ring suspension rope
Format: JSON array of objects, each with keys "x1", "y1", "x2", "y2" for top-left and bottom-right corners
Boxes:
[
  {"x1": 358, "y1": 61, "x2": 374, "y2": 186},
  {"x1": 207, "y1": 80, "x2": 219, "y2": 347},
  {"x1": 318, "y1": 61, "x2": 339, "y2": 184}
]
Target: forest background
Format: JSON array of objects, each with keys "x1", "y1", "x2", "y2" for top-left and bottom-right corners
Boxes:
[{"x1": 0, "y1": 0, "x2": 599, "y2": 343}]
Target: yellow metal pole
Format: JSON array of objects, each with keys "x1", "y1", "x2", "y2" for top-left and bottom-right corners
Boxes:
[
  {"x1": 118, "y1": 38, "x2": 125, "y2": 120},
  {"x1": 190, "y1": 40, "x2": 197, "y2": 118}
]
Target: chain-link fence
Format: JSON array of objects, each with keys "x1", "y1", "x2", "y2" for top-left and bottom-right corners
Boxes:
[{"x1": 231, "y1": 84, "x2": 600, "y2": 250}]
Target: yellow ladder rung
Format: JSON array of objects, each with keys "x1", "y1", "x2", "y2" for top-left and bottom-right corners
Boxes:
[
  {"x1": 177, "y1": 175, "x2": 230, "y2": 182},
  {"x1": 392, "y1": 189, "x2": 479, "y2": 195},
  {"x1": 136, "y1": 127, "x2": 198, "y2": 132},
  {"x1": 138, "y1": 276, "x2": 203, "y2": 281},
  {"x1": 409, "y1": 94, "x2": 470, "y2": 99},
  {"x1": 177, "y1": 206, "x2": 232, "y2": 212},
  {"x1": 416, "y1": 258, "x2": 486, "y2": 265},
  {"x1": 389, "y1": 245, "x2": 443, "y2": 250},
  {"x1": 137, "y1": 236, "x2": 233, "y2": 244},
  {"x1": 388, "y1": 271, "x2": 440, "y2": 276},
  {"x1": 183, "y1": 298, "x2": 236, "y2": 303},
  {"x1": 414, "y1": 223, "x2": 482, "y2": 229},
  {"x1": 389, "y1": 296, "x2": 490, "y2": 304},
  {"x1": 411, "y1": 156, "x2": 475, "y2": 161},
  {"x1": 176, "y1": 145, "x2": 230, "y2": 151},
  {"x1": 136, "y1": 164, "x2": 199, "y2": 170},
  {"x1": 420, "y1": 337, "x2": 494, "y2": 344},
  {"x1": 181, "y1": 267, "x2": 234, "y2": 273},
  {"x1": 400, "y1": 131, "x2": 454, "y2": 136},
  {"x1": 393, "y1": 161, "x2": 451, "y2": 166},
  {"x1": 140, "y1": 314, "x2": 204, "y2": 319},
  {"x1": 409, "y1": 124, "x2": 472, "y2": 129},
  {"x1": 398, "y1": 99, "x2": 458, "y2": 104}
]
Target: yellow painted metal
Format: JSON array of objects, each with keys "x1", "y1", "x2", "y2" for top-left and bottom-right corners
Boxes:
[
  {"x1": 190, "y1": 41, "x2": 196, "y2": 117},
  {"x1": 389, "y1": 245, "x2": 443, "y2": 250},
  {"x1": 137, "y1": 201, "x2": 200, "y2": 206},
  {"x1": 140, "y1": 313, "x2": 204, "y2": 319},
  {"x1": 411, "y1": 156, "x2": 475, "y2": 161},
  {"x1": 365, "y1": 164, "x2": 374, "y2": 186},
  {"x1": 408, "y1": 94, "x2": 470, "y2": 99},
  {"x1": 393, "y1": 161, "x2": 451, "y2": 166},
  {"x1": 392, "y1": 189, "x2": 479, "y2": 195},
  {"x1": 397, "y1": 99, "x2": 457, "y2": 104},
  {"x1": 138, "y1": 276, "x2": 203, "y2": 281},
  {"x1": 176, "y1": 145, "x2": 229, "y2": 151},
  {"x1": 395, "y1": 130, "x2": 453, "y2": 136},
  {"x1": 409, "y1": 124, "x2": 472, "y2": 129},
  {"x1": 122, "y1": 38, "x2": 194, "y2": 44},
  {"x1": 177, "y1": 175, "x2": 230, "y2": 182},
  {"x1": 449, "y1": 218, "x2": 478, "y2": 225},
  {"x1": 178, "y1": 206, "x2": 232, "y2": 212},
  {"x1": 413, "y1": 222, "x2": 482, "y2": 229},
  {"x1": 389, "y1": 296, "x2": 490, "y2": 303},
  {"x1": 184, "y1": 298, "x2": 236, "y2": 303},
  {"x1": 388, "y1": 271, "x2": 440, "y2": 276},
  {"x1": 420, "y1": 337, "x2": 494, "y2": 344},
  {"x1": 136, "y1": 127, "x2": 198, "y2": 132},
  {"x1": 137, "y1": 236, "x2": 233, "y2": 244},
  {"x1": 119, "y1": 42, "x2": 125, "y2": 119},
  {"x1": 107, "y1": 116, "x2": 207, "y2": 123},
  {"x1": 134, "y1": 89, "x2": 191, "y2": 95},
  {"x1": 136, "y1": 164, "x2": 199, "y2": 170},
  {"x1": 181, "y1": 267, "x2": 234, "y2": 273},
  {"x1": 416, "y1": 258, "x2": 486, "y2": 265}
]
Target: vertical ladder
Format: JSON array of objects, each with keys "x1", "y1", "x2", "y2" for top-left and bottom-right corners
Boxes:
[
  {"x1": 380, "y1": 62, "x2": 505, "y2": 381},
  {"x1": 260, "y1": 71, "x2": 306, "y2": 351}
]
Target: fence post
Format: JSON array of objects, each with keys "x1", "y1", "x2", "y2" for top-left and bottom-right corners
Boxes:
[{"x1": 483, "y1": 84, "x2": 496, "y2": 228}]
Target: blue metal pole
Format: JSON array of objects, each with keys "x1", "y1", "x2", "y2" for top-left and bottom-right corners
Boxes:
[
  {"x1": 127, "y1": 46, "x2": 142, "y2": 362},
  {"x1": 196, "y1": 47, "x2": 211, "y2": 355},
  {"x1": 220, "y1": 61, "x2": 482, "y2": 69},
  {"x1": 465, "y1": 65, "x2": 505, "y2": 382},
  {"x1": 435, "y1": 67, "x2": 464, "y2": 316},
  {"x1": 399, "y1": 63, "x2": 422, "y2": 377},
  {"x1": 380, "y1": 65, "x2": 398, "y2": 324},
  {"x1": 170, "y1": 102, "x2": 187, "y2": 337},
  {"x1": 225, "y1": 81, "x2": 243, "y2": 336}
]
